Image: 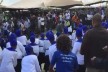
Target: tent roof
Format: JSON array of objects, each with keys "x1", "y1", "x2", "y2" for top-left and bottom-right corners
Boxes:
[
  {"x1": 82, "y1": 0, "x2": 108, "y2": 5},
  {"x1": 44, "y1": 0, "x2": 83, "y2": 7},
  {"x1": 7, "y1": 0, "x2": 44, "y2": 9}
]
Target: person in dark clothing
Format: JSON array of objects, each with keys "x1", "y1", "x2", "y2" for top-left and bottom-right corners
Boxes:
[
  {"x1": 80, "y1": 13, "x2": 108, "y2": 72},
  {"x1": 30, "y1": 15, "x2": 37, "y2": 32},
  {"x1": 91, "y1": 46, "x2": 108, "y2": 72}
]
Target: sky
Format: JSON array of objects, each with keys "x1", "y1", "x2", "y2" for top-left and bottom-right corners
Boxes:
[{"x1": 1, "y1": 0, "x2": 20, "y2": 6}]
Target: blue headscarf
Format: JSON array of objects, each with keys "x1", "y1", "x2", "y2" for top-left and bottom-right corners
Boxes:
[
  {"x1": 25, "y1": 45, "x2": 33, "y2": 55},
  {"x1": 15, "y1": 29, "x2": 21, "y2": 37},
  {"x1": 40, "y1": 33, "x2": 44, "y2": 40},
  {"x1": 30, "y1": 36, "x2": 35, "y2": 43},
  {"x1": 10, "y1": 39, "x2": 17, "y2": 47},
  {"x1": 30, "y1": 32, "x2": 35, "y2": 36},
  {"x1": 9, "y1": 33, "x2": 17, "y2": 42},
  {"x1": 76, "y1": 28, "x2": 82, "y2": 37},
  {"x1": 46, "y1": 31, "x2": 54, "y2": 41}
]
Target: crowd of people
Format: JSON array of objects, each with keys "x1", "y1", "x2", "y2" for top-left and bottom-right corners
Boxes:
[{"x1": 0, "y1": 8, "x2": 108, "y2": 72}]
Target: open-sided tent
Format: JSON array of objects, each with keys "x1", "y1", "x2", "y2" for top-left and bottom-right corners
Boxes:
[
  {"x1": 7, "y1": 0, "x2": 44, "y2": 9},
  {"x1": 44, "y1": 0, "x2": 83, "y2": 7},
  {"x1": 82, "y1": 0, "x2": 108, "y2": 5}
]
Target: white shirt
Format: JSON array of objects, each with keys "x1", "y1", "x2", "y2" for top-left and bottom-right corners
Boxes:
[
  {"x1": 17, "y1": 35, "x2": 27, "y2": 46},
  {"x1": 40, "y1": 17, "x2": 45, "y2": 26},
  {"x1": 39, "y1": 40, "x2": 45, "y2": 53},
  {"x1": 72, "y1": 42, "x2": 84, "y2": 65},
  {"x1": 24, "y1": 20, "x2": 30, "y2": 28},
  {"x1": 6, "y1": 41, "x2": 26, "y2": 59},
  {"x1": 68, "y1": 26, "x2": 72, "y2": 33},
  {"x1": 3, "y1": 22, "x2": 9, "y2": 30},
  {"x1": 31, "y1": 45, "x2": 39, "y2": 56},
  {"x1": 44, "y1": 40, "x2": 51, "y2": 56},
  {"x1": 21, "y1": 55, "x2": 41, "y2": 72},
  {"x1": 0, "y1": 48, "x2": 17, "y2": 72},
  {"x1": 59, "y1": 15, "x2": 63, "y2": 21},
  {"x1": 49, "y1": 44, "x2": 57, "y2": 62},
  {"x1": 65, "y1": 13, "x2": 70, "y2": 20},
  {"x1": 87, "y1": 14, "x2": 93, "y2": 20},
  {"x1": 71, "y1": 31, "x2": 76, "y2": 47}
]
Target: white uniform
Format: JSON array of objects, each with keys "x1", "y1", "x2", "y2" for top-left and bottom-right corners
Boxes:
[
  {"x1": 39, "y1": 40, "x2": 45, "y2": 53},
  {"x1": 6, "y1": 41, "x2": 26, "y2": 59},
  {"x1": 71, "y1": 31, "x2": 76, "y2": 47},
  {"x1": 49, "y1": 44, "x2": 57, "y2": 62},
  {"x1": 44, "y1": 39, "x2": 51, "y2": 56},
  {"x1": 21, "y1": 55, "x2": 41, "y2": 72},
  {"x1": 17, "y1": 35, "x2": 27, "y2": 46},
  {"x1": 31, "y1": 45, "x2": 39, "y2": 56},
  {"x1": 72, "y1": 42, "x2": 84, "y2": 65},
  {"x1": 0, "y1": 48, "x2": 17, "y2": 72}
]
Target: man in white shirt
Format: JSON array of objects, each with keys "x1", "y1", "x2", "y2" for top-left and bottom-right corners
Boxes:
[
  {"x1": 40, "y1": 15, "x2": 45, "y2": 32},
  {"x1": 65, "y1": 11, "x2": 70, "y2": 20}
]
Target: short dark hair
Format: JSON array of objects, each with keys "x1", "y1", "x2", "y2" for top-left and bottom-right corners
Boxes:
[
  {"x1": 92, "y1": 13, "x2": 102, "y2": 26},
  {"x1": 56, "y1": 34, "x2": 72, "y2": 54}
]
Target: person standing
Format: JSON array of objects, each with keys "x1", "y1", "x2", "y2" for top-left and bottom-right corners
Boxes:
[
  {"x1": 40, "y1": 15, "x2": 45, "y2": 32},
  {"x1": 21, "y1": 45, "x2": 41, "y2": 72},
  {"x1": 0, "y1": 39, "x2": 18, "y2": 72},
  {"x1": 49, "y1": 34, "x2": 78, "y2": 72},
  {"x1": 72, "y1": 29, "x2": 85, "y2": 72},
  {"x1": 81, "y1": 13, "x2": 108, "y2": 72}
]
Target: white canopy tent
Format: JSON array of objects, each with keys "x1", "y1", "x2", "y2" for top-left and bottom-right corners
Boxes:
[
  {"x1": 82, "y1": 0, "x2": 108, "y2": 5},
  {"x1": 44, "y1": 0, "x2": 83, "y2": 7},
  {"x1": 7, "y1": 0, "x2": 44, "y2": 9},
  {"x1": 90, "y1": 2, "x2": 108, "y2": 7}
]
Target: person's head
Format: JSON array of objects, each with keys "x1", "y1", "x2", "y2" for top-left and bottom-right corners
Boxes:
[
  {"x1": 30, "y1": 32, "x2": 35, "y2": 37},
  {"x1": 30, "y1": 36, "x2": 35, "y2": 43},
  {"x1": 15, "y1": 29, "x2": 22, "y2": 37},
  {"x1": 57, "y1": 34, "x2": 71, "y2": 54},
  {"x1": 10, "y1": 39, "x2": 17, "y2": 49},
  {"x1": 25, "y1": 45, "x2": 34, "y2": 55},
  {"x1": 40, "y1": 33, "x2": 45, "y2": 39},
  {"x1": 46, "y1": 31, "x2": 55, "y2": 43},
  {"x1": 92, "y1": 13, "x2": 102, "y2": 27},
  {"x1": 76, "y1": 28, "x2": 82, "y2": 39},
  {"x1": 9, "y1": 33, "x2": 17, "y2": 41}
]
